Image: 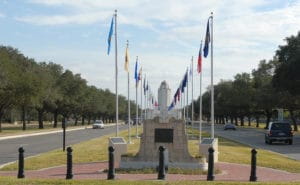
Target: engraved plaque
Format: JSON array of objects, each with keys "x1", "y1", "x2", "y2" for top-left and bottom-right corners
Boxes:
[{"x1": 155, "y1": 128, "x2": 173, "y2": 143}]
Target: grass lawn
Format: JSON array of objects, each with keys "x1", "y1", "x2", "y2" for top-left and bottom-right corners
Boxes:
[
  {"x1": 0, "y1": 176, "x2": 300, "y2": 185},
  {"x1": 1, "y1": 126, "x2": 300, "y2": 174}
]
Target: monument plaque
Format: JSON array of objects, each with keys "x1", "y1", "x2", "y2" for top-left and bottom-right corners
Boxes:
[{"x1": 155, "y1": 128, "x2": 173, "y2": 143}]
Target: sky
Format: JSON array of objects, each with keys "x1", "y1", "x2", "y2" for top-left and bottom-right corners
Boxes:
[{"x1": 0, "y1": 0, "x2": 300, "y2": 104}]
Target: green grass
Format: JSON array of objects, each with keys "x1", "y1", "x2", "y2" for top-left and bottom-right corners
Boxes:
[{"x1": 0, "y1": 176, "x2": 300, "y2": 185}]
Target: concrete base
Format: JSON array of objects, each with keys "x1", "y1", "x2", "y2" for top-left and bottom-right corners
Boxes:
[
  {"x1": 199, "y1": 138, "x2": 219, "y2": 162},
  {"x1": 108, "y1": 137, "x2": 127, "y2": 164}
]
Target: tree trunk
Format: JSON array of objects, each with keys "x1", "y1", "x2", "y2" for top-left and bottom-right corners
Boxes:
[
  {"x1": 88, "y1": 116, "x2": 91, "y2": 125},
  {"x1": 0, "y1": 113, "x2": 2, "y2": 132},
  {"x1": 230, "y1": 116, "x2": 234, "y2": 123},
  {"x1": 22, "y1": 106, "x2": 26, "y2": 130},
  {"x1": 256, "y1": 116, "x2": 260, "y2": 128},
  {"x1": 234, "y1": 117, "x2": 238, "y2": 126},
  {"x1": 265, "y1": 110, "x2": 272, "y2": 129},
  {"x1": 240, "y1": 116, "x2": 244, "y2": 126},
  {"x1": 82, "y1": 116, "x2": 85, "y2": 125},
  {"x1": 38, "y1": 109, "x2": 44, "y2": 129},
  {"x1": 222, "y1": 116, "x2": 225, "y2": 124},
  {"x1": 289, "y1": 109, "x2": 298, "y2": 131},
  {"x1": 74, "y1": 117, "x2": 78, "y2": 126},
  {"x1": 53, "y1": 110, "x2": 58, "y2": 128},
  {"x1": 248, "y1": 117, "x2": 251, "y2": 126}
]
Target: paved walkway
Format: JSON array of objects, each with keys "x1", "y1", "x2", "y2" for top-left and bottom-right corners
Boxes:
[{"x1": 0, "y1": 162, "x2": 299, "y2": 182}]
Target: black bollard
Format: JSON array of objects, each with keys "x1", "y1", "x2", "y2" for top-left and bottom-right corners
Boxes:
[
  {"x1": 157, "y1": 146, "x2": 166, "y2": 180},
  {"x1": 107, "y1": 146, "x2": 115, "y2": 180},
  {"x1": 17, "y1": 147, "x2": 25, "y2": 179},
  {"x1": 66, "y1": 147, "x2": 73, "y2": 179},
  {"x1": 207, "y1": 147, "x2": 215, "y2": 181},
  {"x1": 249, "y1": 148, "x2": 257, "y2": 182}
]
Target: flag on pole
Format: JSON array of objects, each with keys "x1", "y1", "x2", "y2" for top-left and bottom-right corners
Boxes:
[
  {"x1": 197, "y1": 41, "x2": 203, "y2": 73},
  {"x1": 181, "y1": 71, "x2": 188, "y2": 93},
  {"x1": 124, "y1": 42, "x2": 129, "y2": 72},
  {"x1": 107, "y1": 17, "x2": 114, "y2": 55},
  {"x1": 134, "y1": 59, "x2": 138, "y2": 85},
  {"x1": 203, "y1": 19, "x2": 210, "y2": 58}
]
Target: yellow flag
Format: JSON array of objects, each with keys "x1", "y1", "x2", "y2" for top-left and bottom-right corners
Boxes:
[{"x1": 124, "y1": 45, "x2": 129, "y2": 72}]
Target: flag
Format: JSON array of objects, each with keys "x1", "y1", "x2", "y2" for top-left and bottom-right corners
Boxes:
[
  {"x1": 197, "y1": 42, "x2": 203, "y2": 73},
  {"x1": 177, "y1": 88, "x2": 181, "y2": 101},
  {"x1": 168, "y1": 101, "x2": 175, "y2": 111},
  {"x1": 124, "y1": 44, "x2": 129, "y2": 72},
  {"x1": 107, "y1": 17, "x2": 114, "y2": 55},
  {"x1": 181, "y1": 71, "x2": 188, "y2": 93},
  {"x1": 134, "y1": 60, "x2": 138, "y2": 85},
  {"x1": 203, "y1": 18, "x2": 210, "y2": 58}
]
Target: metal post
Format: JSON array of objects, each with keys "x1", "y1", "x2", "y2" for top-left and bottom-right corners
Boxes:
[
  {"x1": 17, "y1": 147, "x2": 25, "y2": 179},
  {"x1": 107, "y1": 146, "x2": 115, "y2": 180},
  {"x1": 191, "y1": 56, "x2": 194, "y2": 129},
  {"x1": 114, "y1": 9, "x2": 119, "y2": 137},
  {"x1": 207, "y1": 147, "x2": 215, "y2": 181},
  {"x1": 157, "y1": 146, "x2": 166, "y2": 180},
  {"x1": 210, "y1": 12, "x2": 214, "y2": 139},
  {"x1": 66, "y1": 147, "x2": 73, "y2": 179},
  {"x1": 250, "y1": 149, "x2": 257, "y2": 182},
  {"x1": 63, "y1": 117, "x2": 66, "y2": 152}
]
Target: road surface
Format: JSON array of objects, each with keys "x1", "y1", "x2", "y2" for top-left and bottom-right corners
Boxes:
[{"x1": 0, "y1": 124, "x2": 127, "y2": 166}]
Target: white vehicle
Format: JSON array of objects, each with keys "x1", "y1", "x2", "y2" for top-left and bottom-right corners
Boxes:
[{"x1": 92, "y1": 120, "x2": 104, "y2": 129}]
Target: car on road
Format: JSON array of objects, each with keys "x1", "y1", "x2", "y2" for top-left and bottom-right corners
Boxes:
[
  {"x1": 224, "y1": 123, "x2": 236, "y2": 130},
  {"x1": 265, "y1": 122, "x2": 293, "y2": 145},
  {"x1": 125, "y1": 119, "x2": 133, "y2": 125},
  {"x1": 92, "y1": 120, "x2": 104, "y2": 129}
]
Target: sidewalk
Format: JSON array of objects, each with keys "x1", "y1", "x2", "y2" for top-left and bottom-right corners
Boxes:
[{"x1": 1, "y1": 161, "x2": 299, "y2": 182}]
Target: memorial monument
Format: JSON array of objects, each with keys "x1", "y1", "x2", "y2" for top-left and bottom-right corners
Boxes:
[{"x1": 120, "y1": 81, "x2": 207, "y2": 170}]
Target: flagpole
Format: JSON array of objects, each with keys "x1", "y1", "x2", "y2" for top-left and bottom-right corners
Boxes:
[
  {"x1": 199, "y1": 40, "x2": 203, "y2": 143},
  {"x1": 135, "y1": 56, "x2": 139, "y2": 138},
  {"x1": 210, "y1": 12, "x2": 214, "y2": 139},
  {"x1": 140, "y1": 75, "x2": 143, "y2": 123},
  {"x1": 114, "y1": 9, "x2": 119, "y2": 137},
  {"x1": 186, "y1": 70, "x2": 189, "y2": 122},
  {"x1": 126, "y1": 40, "x2": 131, "y2": 144},
  {"x1": 191, "y1": 56, "x2": 194, "y2": 130}
]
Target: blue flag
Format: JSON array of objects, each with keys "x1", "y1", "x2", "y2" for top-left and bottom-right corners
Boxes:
[
  {"x1": 134, "y1": 60, "x2": 138, "y2": 84},
  {"x1": 168, "y1": 101, "x2": 175, "y2": 111},
  {"x1": 107, "y1": 17, "x2": 114, "y2": 55},
  {"x1": 203, "y1": 18, "x2": 210, "y2": 58},
  {"x1": 181, "y1": 71, "x2": 188, "y2": 93}
]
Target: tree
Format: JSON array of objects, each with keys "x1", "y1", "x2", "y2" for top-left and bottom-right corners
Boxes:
[{"x1": 273, "y1": 32, "x2": 300, "y2": 131}]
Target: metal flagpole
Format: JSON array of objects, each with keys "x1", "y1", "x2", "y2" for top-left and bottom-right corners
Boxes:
[
  {"x1": 199, "y1": 40, "x2": 203, "y2": 143},
  {"x1": 191, "y1": 56, "x2": 194, "y2": 129},
  {"x1": 210, "y1": 12, "x2": 214, "y2": 139},
  {"x1": 114, "y1": 10, "x2": 119, "y2": 136},
  {"x1": 126, "y1": 40, "x2": 131, "y2": 144},
  {"x1": 135, "y1": 56, "x2": 139, "y2": 138},
  {"x1": 140, "y1": 75, "x2": 143, "y2": 123},
  {"x1": 186, "y1": 71, "x2": 189, "y2": 122}
]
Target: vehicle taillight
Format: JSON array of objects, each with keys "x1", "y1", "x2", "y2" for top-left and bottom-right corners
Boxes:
[{"x1": 268, "y1": 131, "x2": 272, "y2": 136}]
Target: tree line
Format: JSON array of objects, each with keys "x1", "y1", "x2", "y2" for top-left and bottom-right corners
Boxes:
[
  {"x1": 0, "y1": 46, "x2": 137, "y2": 131},
  {"x1": 193, "y1": 32, "x2": 300, "y2": 131}
]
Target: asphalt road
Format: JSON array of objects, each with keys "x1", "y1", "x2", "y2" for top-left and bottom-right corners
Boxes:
[
  {"x1": 201, "y1": 123, "x2": 300, "y2": 161},
  {"x1": 0, "y1": 124, "x2": 127, "y2": 166}
]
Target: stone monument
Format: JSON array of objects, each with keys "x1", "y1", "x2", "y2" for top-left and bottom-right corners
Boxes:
[{"x1": 120, "y1": 81, "x2": 207, "y2": 170}]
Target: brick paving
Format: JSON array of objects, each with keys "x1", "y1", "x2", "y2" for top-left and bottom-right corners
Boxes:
[{"x1": 0, "y1": 161, "x2": 300, "y2": 182}]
